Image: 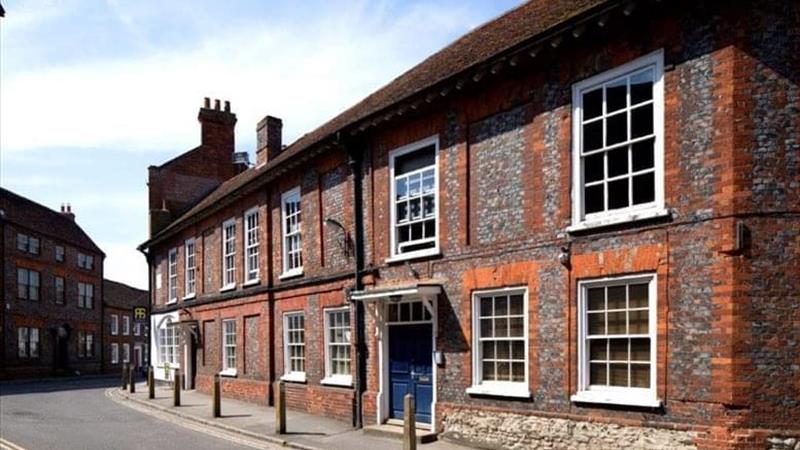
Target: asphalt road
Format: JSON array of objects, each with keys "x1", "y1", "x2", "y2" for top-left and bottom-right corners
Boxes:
[{"x1": 0, "y1": 377, "x2": 267, "y2": 450}]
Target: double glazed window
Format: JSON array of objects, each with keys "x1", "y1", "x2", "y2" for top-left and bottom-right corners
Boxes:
[
  {"x1": 222, "y1": 319, "x2": 237, "y2": 374},
  {"x1": 17, "y1": 233, "x2": 40, "y2": 254},
  {"x1": 18, "y1": 327, "x2": 39, "y2": 358},
  {"x1": 17, "y1": 268, "x2": 40, "y2": 300},
  {"x1": 168, "y1": 248, "x2": 178, "y2": 302},
  {"x1": 323, "y1": 308, "x2": 351, "y2": 385},
  {"x1": 78, "y1": 331, "x2": 94, "y2": 358},
  {"x1": 283, "y1": 313, "x2": 306, "y2": 381},
  {"x1": 574, "y1": 275, "x2": 658, "y2": 407},
  {"x1": 390, "y1": 137, "x2": 438, "y2": 259},
  {"x1": 78, "y1": 282, "x2": 94, "y2": 309},
  {"x1": 244, "y1": 209, "x2": 260, "y2": 283},
  {"x1": 281, "y1": 188, "x2": 303, "y2": 277},
  {"x1": 222, "y1": 219, "x2": 236, "y2": 288},
  {"x1": 572, "y1": 51, "x2": 664, "y2": 227},
  {"x1": 469, "y1": 289, "x2": 528, "y2": 397},
  {"x1": 185, "y1": 239, "x2": 196, "y2": 297}
]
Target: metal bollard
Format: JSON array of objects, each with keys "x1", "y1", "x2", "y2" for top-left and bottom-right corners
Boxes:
[
  {"x1": 403, "y1": 394, "x2": 417, "y2": 450},
  {"x1": 129, "y1": 365, "x2": 136, "y2": 393},
  {"x1": 274, "y1": 381, "x2": 286, "y2": 434},
  {"x1": 121, "y1": 363, "x2": 128, "y2": 390},
  {"x1": 148, "y1": 366, "x2": 155, "y2": 399},
  {"x1": 173, "y1": 368, "x2": 181, "y2": 407},
  {"x1": 212, "y1": 374, "x2": 221, "y2": 418}
]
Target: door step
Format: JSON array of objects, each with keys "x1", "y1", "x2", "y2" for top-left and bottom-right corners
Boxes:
[{"x1": 363, "y1": 424, "x2": 438, "y2": 444}]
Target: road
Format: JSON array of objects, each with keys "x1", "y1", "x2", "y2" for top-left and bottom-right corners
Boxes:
[{"x1": 0, "y1": 377, "x2": 277, "y2": 450}]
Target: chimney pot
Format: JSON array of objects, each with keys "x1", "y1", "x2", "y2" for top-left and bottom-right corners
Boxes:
[
  {"x1": 224, "y1": 101, "x2": 231, "y2": 113},
  {"x1": 214, "y1": 99, "x2": 221, "y2": 110},
  {"x1": 204, "y1": 97, "x2": 210, "y2": 108}
]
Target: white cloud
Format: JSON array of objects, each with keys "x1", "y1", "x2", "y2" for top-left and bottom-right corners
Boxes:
[{"x1": 102, "y1": 242, "x2": 148, "y2": 289}]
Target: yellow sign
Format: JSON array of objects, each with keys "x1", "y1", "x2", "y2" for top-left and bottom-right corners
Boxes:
[{"x1": 134, "y1": 307, "x2": 147, "y2": 321}]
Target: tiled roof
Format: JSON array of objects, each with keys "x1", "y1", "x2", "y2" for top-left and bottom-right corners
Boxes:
[
  {"x1": 1, "y1": 187, "x2": 104, "y2": 255},
  {"x1": 103, "y1": 279, "x2": 148, "y2": 309},
  {"x1": 143, "y1": 0, "x2": 612, "y2": 248}
]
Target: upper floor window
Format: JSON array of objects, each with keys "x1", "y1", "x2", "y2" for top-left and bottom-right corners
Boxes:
[
  {"x1": 222, "y1": 319, "x2": 237, "y2": 376},
  {"x1": 123, "y1": 315, "x2": 130, "y2": 335},
  {"x1": 322, "y1": 307, "x2": 351, "y2": 386},
  {"x1": 184, "y1": 239, "x2": 196, "y2": 298},
  {"x1": 17, "y1": 268, "x2": 40, "y2": 301},
  {"x1": 572, "y1": 274, "x2": 659, "y2": 408},
  {"x1": 111, "y1": 314, "x2": 119, "y2": 335},
  {"x1": 17, "y1": 233, "x2": 40, "y2": 255},
  {"x1": 282, "y1": 312, "x2": 306, "y2": 382},
  {"x1": 55, "y1": 276, "x2": 65, "y2": 304},
  {"x1": 168, "y1": 248, "x2": 178, "y2": 303},
  {"x1": 244, "y1": 208, "x2": 260, "y2": 283},
  {"x1": 571, "y1": 50, "x2": 665, "y2": 230},
  {"x1": 78, "y1": 331, "x2": 94, "y2": 358},
  {"x1": 222, "y1": 219, "x2": 236, "y2": 289},
  {"x1": 78, "y1": 282, "x2": 94, "y2": 309},
  {"x1": 55, "y1": 245, "x2": 65, "y2": 262},
  {"x1": 18, "y1": 327, "x2": 40, "y2": 358},
  {"x1": 389, "y1": 136, "x2": 439, "y2": 260},
  {"x1": 281, "y1": 188, "x2": 302, "y2": 277},
  {"x1": 78, "y1": 253, "x2": 94, "y2": 270}
]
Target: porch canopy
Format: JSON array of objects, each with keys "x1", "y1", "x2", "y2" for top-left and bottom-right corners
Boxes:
[{"x1": 349, "y1": 281, "x2": 443, "y2": 303}]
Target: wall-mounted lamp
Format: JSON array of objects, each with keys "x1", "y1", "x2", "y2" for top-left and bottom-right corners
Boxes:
[{"x1": 558, "y1": 246, "x2": 571, "y2": 268}]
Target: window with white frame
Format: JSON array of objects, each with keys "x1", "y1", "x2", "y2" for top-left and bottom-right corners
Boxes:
[
  {"x1": 222, "y1": 219, "x2": 236, "y2": 288},
  {"x1": 17, "y1": 327, "x2": 39, "y2": 358},
  {"x1": 111, "y1": 343, "x2": 119, "y2": 364},
  {"x1": 17, "y1": 268, "x2": 40, "y2": 300},
  {"x1": 78, "y1": 253, "x2": 94, "y2": 270},
  {"x1": 16, "y1": 233, "x2": 40, "y2": 255},
  {"x1": 123, "y1": 343, "x2": 130, "y2": 363},
  {"x1": 185, "y1": 239, "x2": 196, "y2": 297},
  {"x1": 123, "y1": 315, "x2": 130, "y2": 335},
  {"x1": 281, "y1": 188, "x2": 302, "y2": 277},
  {"x1": 323, "y1": 308, "x2": 351, "y2": 385},
  {"x1": 55, "y1": 276, "x2": 65, "y2": 304},
  {"x1": 572, "y1": 51, "x2": 664, "y2": 228},
  {"x1": 134, "y1": 323, "x2": 141, "y2": 336},
  {"x1": 55, "y1": 245, "x2": 65, "y2": 262},
  {"x1": 244, "y1": 208, "x2": 260, "y2": 283},
  {"x1": 222, "y1": 319, "x2": 237, "y2": 375},
  {"x1": 390, "y1": 137, "x2": 438, "y2": 259},
  {"x1": 282, "y1": 312, "x2": 305, "y2": 381},
  {"x1": 468, "y1": 289, "x2": 529, "y2": 397},
  {"x1": 168, "y1": 248, "x2": 178, "y2": 302},
  {"x1": 78, "y1": 331, "x2": 94, "y2": 358},
  {"x1": 158, "y1": 320, "x2": 178, "y2": 365},
  {"x1": 573, "y1": 274, "x2": 658, "y2": 407},
  {"x1": 111, "y1": 314, "x2": 119, "y2": 335},
  {"x1": 78, "y1": 282, "x2": 94, "y2": 309}
]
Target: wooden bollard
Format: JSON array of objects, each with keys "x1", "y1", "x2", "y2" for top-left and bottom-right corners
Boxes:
[
  {"x1": 274, "y1": 381, "x2": 286, "y2": 434},
  {"x1": 148, "y1": 366, "x2": 155, "y2": 399},
  {"x1": 173, "y1": 368, "x2": 181, "y2": 407},
  {"x1": 212, "y1": 374, "x2": 221, "y2": 418},
  {"x1": 121, "y1": 363, "x2": 128, "y2": 390},
  {"x1": 403, "y1": 394, "x2": 417, "y2": 450},
  {"x1": 129, "y1": 365, "x2": 136, "y2": 393}
]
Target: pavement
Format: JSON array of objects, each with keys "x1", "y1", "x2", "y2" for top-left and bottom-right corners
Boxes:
[{"x1": 113, "y1": 381, "x2": 472, "y2": 450}]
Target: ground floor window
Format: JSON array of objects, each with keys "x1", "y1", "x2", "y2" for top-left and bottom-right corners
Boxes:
[
  {"x1": 17, "y1": 327, "x2": 40, "y2": 358},
  {"x1": 323, "y1": 307, "x2": 351, "y2": 386},
  {"x1": 282, "y1": 312, "x2": 306, "y2": 381},
  {"x1": 222, "y1": 319, "x2": 237, "y2": 375},
  {"x1": 123, "y1": 343, "x2": 130, "y2": 364},
  {"x1": 158, "y1": 320, "x2": 178, "y2": 365},
  {"x1": 111, "y1": 343, "x2": 119, "y2": 364},
  {"x1": 573, "y1": 274, "x2": 659, "y2": 407},
  {"x1": 78, "y1": 331, "x2": 94, "y2": 358}
]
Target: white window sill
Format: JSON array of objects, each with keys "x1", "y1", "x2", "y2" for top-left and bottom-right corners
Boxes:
[
  {"x1": 220, "y1": 284, "x2": 237, "y2": 293},
  {"x1": 243, "y1": 278, "x2": 261, "y2": 287},
  {"x1": 571, "y1": 390, "x2": 661, "y2": 408},
  {"x1": 182, "y1": 293, "x2": 196, "y2": 300},
  {"x1": 219, "y1": 369, "x2": 238, "y2": 378},
  {"x1": 166, "y1": 299, "x2": 178, "y2": 305},
  {"x1": 279, "y1": 269, "x2": 303, "y2": 280},
  {"x1": 385, "y1": 249, "x2": 440, "y2": 264},
  {"x1": 321, "y1": 375, "x2": 352, "y2": 388},
  {"x1": 568, "y1": 208, "x2": 670, "y2": 233},
  {"x1": 280, "y1": 372, "x2": 307, "y2": 383},
  {"x1": 466, "y1": 384, "x2": 531, "y2": 399}
]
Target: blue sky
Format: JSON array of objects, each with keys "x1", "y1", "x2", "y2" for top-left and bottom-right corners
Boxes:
[{"x1": 0, "y1": 0, "x2": 520, "y2": 289}]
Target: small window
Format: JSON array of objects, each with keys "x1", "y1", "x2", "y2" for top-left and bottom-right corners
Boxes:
[
  {"x1": 282, "y1": 312, "x2": 306, "y2": 381},
  {"x1": 17, "y1": 268, "x2": 40, "y2": 301},
  {"x1": 78, "y1": 331, "x2": 94, "y2": 358},
  {"x1": 78, "y1": 253, "x2": 94, "y2": 270},
  {"x1": 16, "y1": 234, "x2": 40, "y2": 255},
  {"x1": 78, "y1": 282, "x2": 94, "y2": 309},
  {"x1": 55, "y1": 276, "x2": 65, "y2": 304},
  {"x1": 111, "y1": 315, "x2": 119, "y2": 335},
  {"x1": 222, "y1": 319, "x2": 237, "y2": 375},
  {"x1": 123, "y1": 343, "x2": 130, "y2": 363},
  {"x1": 185, "y1": 239, "x2": 196, "y2": 297},
  {"x1": 244, "y1": 208, "x2": 260, "y2": 283},
  {"x1": 134, "y1": 323, "x2": 141, "y2": 336},
  {"x1": 221, "y1": 219, "x2": 237, "y2": 289},
  {"x1": 17, "y1": 327, "x2": 39, "y2": 358},
  {"x1": 55, "y1": 245, "x2": 65, "y2": 262},
  {"x1": 468, "y1": 289, "x2": 529, "y2": 398},
  {"x1": 281, "y1": 188, "x2": 303, "y2": 277},
  {"x1": 111, "y1": 343, "x2": 119, "y2": 364},
  {"x1": 322, "y1": 308, "x2": 351, "y2": 386},
  {"x1": 168, "y1": 248, "x2": 178, "y2": 302},
  {"x1": 123, "y1": 316, "x2": 130, "y2": 336}
]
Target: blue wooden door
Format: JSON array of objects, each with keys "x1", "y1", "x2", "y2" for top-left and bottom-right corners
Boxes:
[{"x1": 389, "y1": 324, "x2": 433, "y2": 424}]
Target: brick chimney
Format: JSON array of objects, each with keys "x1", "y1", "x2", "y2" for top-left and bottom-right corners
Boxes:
[
  {"x1": 256, "y1": 115, "x2": 282, "y2": 167},
  {"x1": 60, "y1": 203, "x2": 75, "y2": 221},
  {"x1": 198, "y1": 98, "x2": 237, "y2": 177}
]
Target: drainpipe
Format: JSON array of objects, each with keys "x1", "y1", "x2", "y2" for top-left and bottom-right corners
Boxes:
[
  {"x1": 346, "y1": 135, "x2": 366, "y2": 429},
  {"x1": 138, "y1": 247, "x2": 153, "y2": 380}
]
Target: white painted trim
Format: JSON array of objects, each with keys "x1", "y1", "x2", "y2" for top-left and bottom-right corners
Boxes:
[
  {"x1": 281, "y1": 187, "x2": 303, "y2": 277},
  {"x1": 221, "y1": 217, "x2": 237, "y2": 289},
  {"x1": 320, "y1": 375, "x2": 353, "y2": 387},
  {"x1": 282, "y1": 311, "x2": 306, "y2": 381},
  {"x1": 111, "y1": 343, "x2": 119, "y2": 364},
  {"x1": 571, "y1": 49, "x2": 665, "y2": 228},
  {"x1": 184, "y1": 238, "x2": 196, "y2": 297},
  {"x1": 388, "y1": 135, "x2": 440, "y2": 261},
  {"x1": 221, "y1": 318, "x2": 237, "y2": 373},
  {"x1": 567, "y1": 208, "x2": 670, "y2": 233},
  {"x1": 111, "y1": 315, "x2": 119, "y2": 336},
  {"x1": 323, "y1": 306, "x2": 352, "y2": 382},
  {"x1": 243, "y1": 207, "x2": 260, "y2": 283},
  {"x1": 280, "y1": 372, "x2": 307, "y2": 383}
]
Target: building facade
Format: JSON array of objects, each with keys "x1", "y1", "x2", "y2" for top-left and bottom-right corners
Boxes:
[
  {"x1": 140, "y1": 1, "x2": 800, "y2": 448},
  {"x1": 1, "y1": 189, "x2": 105, "y2": 379},
  {"x1": 103, "y1": 279, "x2": 149, "y2": 374}
]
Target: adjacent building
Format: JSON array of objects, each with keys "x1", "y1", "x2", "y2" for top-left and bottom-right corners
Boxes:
[
  {"x1": 139, "y1": 1, "x2": 800, "y2": 448},
  {"x1": 103, "y1": 279, "x2": 149, "y2": 374},
  {"x1": 1, "y1": 188, "x2": 105, "y2": 379}
]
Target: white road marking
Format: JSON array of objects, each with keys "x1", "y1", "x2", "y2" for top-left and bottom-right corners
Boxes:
[{"x1": 0, "y1": 437, "x2": 28, "y2": 450}]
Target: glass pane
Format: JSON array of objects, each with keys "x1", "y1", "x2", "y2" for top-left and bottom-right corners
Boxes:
[
  {"x1": 607, "y1": 147, "x2": 628, "y2": 178},
  {"x1": 480, "y1": 297, "x2": 493, "y2": 317},
  {"x1": 423, "y1": 195, "x2": 435, "y2": 217},
  {"x1": 412, "y1": 302, "x2": 423, "y2": 321},
  {"x1": 631, "y1": 364, "x2": 650, "y2": 388},
  {"x1": 509, "y1": 295, "x2": 523, "y2": 315},
  {"x1": 632, "y1": 139, "x2": 654, "y2": 171},
  {"x1": 494, "y1": 318, "x2": 508, "y2": 338},
  {"x1": 397, "y1": 203, "x2": 408, "y2": 222},
  {"x1": 584, "y1": 153, "x2": 604, "y2": 183},
  {"x1": 583, "y1": 121, "x2": 603, "y2": 152},
  {"x1": 494, "y1": 296, "x2": 508, "y2": 316},
  {"x1": 482, "y1": 341, "x2": 495, "y2": 359},
  {"x1": 629, "y1": 310, "x2": 649, "y2": 334},
  {"x1": 410, "y1": 198, "x2": 421, "y2": 219},
  {"x1": 630, "y1": 338, "x2": 650, "y2": 361},
  {"x1": 631, "y1": 104, "x2": 653, "y2": 138},
  {"x1": 424, "y1": 220, "x2": 436, "y2": 238},
  {"x1": 608, "y1": 178, "x2": 629, "y2": 210},
  {"x1": 482, "y1": 362, "x2": 496, "y2": 381},
  {"x1": 606, "y1": 112, "x2": 627, "y2": 146},
  {"x1": 496, "y1": 341, "x2": 510, "y2": 359},
  {"x1": 609, "y1": 363, "x2": 628, "y2": 387},
  {"x1": 632, "y1": 173, "x2": 655, "y2": 205},
  {"x1": 587, "y1": 288, "x2": 605, "y2": 311},
  {"x1": 606, "y1": 78, "x2": 627, "y2": 113},
  {"x1": 480, "y1": 318, "x2": 493, "y2": 338},
  {"x1": 411, "y1": 223, "x2": 423, "y2": 241},
  {"x1": 590, "y1": 363, "x2": 607, "y2": 385},
  {"x1": 422, "y1": 172, "x2": 434, "y2": 193},
  {"x1": 497, "y1": 361, "x2": 510, "y2": 381},
  {"x1": 583, "y1": 88, "x2": 603, "y2": 120},
  {"x1": 607, "y1": 311, "x2": 626, "y2": 334},
  {"x1": 511, "y1": 341, "x2": 525, "y2": 360},
  {"x1": 588, "y1": 312, "x2": 605, "y2": 335},
  {"x1": 585, "y1": 184, "x2": 604, "y2": 214},
  {"x1": 629, "y1": 284, "x2": 649, "y2": 308},
  {"x1": 396, "y1": 178, "x2": 407, "y2": 199},
  {"x1": 607, "y1": 286, "x2": 626, "y2": 309},
  {"x1": 609, "y1": 339, "x2": 628, "y2": 361},
  {"x1": 630, "y1": 69, "x2": 653, "y2": 105},
  {"x1": 511, "y1": 362, "x2": 525, "y2": 382},
  {"x1": 589, "y1": 339, "x2": 607, "y2": 360},
  {"x1": 509, "y1": 317, "x2": 524, "y2": 337},
  {"x1": 408, "y1": 174, "x2": 420, "y2": 196}
]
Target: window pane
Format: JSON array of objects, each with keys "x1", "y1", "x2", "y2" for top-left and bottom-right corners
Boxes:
[
  {"x1": 588, "y1": 312, "x2": 605, "y2": 335},
  {"x1": 482, "y1": 341, "x2": 495, "y2": 359},
  {"x1": 584, "y1": 184, "x2": 604, "y2": 214},
  {"x1": 631, "y1": 364, "x2": 650, "y2": 388},
  {"x1": 583, "y1": 121, "x2": 603, "y2": 152},
  {"x1": 607, "y1": 311, "x2": 626, "y2": 334},
  {"x1": 583, "y1": 88, "x2": 602, "y2": 120},
  {"x1": 609, "y1": 339, "x2": 627, "y2": 361},
  {"x1": 630, "y1": 69, "x2": 653, "y2": 105},
  {"x1": 608, "y1": 178, "x2": 629, "y2": 210},
  {"x1": 482, "y1": 361, "x2": 495, "y2": 381},
  {"x1": 589, "y1": 363, "x2": 607, "y2": 385},
  {"x1": 511, "y1": 363, "x2": 525, "y2": 382},
  {"x1": 509, "y1": 295, "x2": 523, "y2": 315},
  {"x1": 496, "y1": 341, "x2": 510, "y2": 359},
  {"x1": 607, "y1": 147, "x2": 628, "y2": 178},
  {"x1": 630, "y1": 338, "x2": 650, "y2": 361},
  {"x1": 609, "y1": 363, "x2": 628, "y2": 387},
  {"x1": 589, "y1": 339, "x2": 607, "y2": 360},
  {"x1": 606, "y1": 112, "x2": 627, "y2": 146},
  {"x1": 629, "y1": 284, "x2": 649, "y2": 308},
  {"x1": 587, "y1": 288, "x2": 605, "y2": 311},
  {"x1": 631, "y1": 104, "x2": 653, "y2": 138},
  {"x1": 494, "y1": 296, "x2": 508, "y2": 316},
  {"x1": 584, "y1": 153, "x2": 604, "y2": 183},
  {"x1": 494, "y1": 318, "x2": 508, "y2": 338},
  {"x1": 396, "y1": 146, "x2": 435, "y2": 175},
  {"x1": 629, "y1": 310, "x2": 649, "y2": 334},
  {"x1": 511, "y1": 341, "x2": 525, "y2": 360},
  {"x1": 497, "y1": 361, "x2": 510, "y2": 381},
  {"x1": 509, "y1": 317, "x2": 524, "y2": 337},
  {"x1": 632, "y1": 173, "x2": 655, "y2": 205},
  {"x1": 632, "y1": 139, "x2": 655, "y2": 171},
  {"x1": 480, "y1": 297, "x2": 493, "y2": 316},
  {"x1": 606, "y1": 78, "x2": 627, "y2": 113},
  {"x1": 607, "y1": 286, "x2": 626, "y2": 309}
]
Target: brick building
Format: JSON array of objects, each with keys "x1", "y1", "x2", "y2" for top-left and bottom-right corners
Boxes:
[
  {"x1": 139, "y1": 1, "x2": 800, "y2": 448},
  {"x1": 1, "y1": 188, "x2": 105, "y2": 379},
  {"x1": 103, "y1": 279, "x2": 148, "y2": 374}
]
